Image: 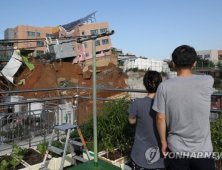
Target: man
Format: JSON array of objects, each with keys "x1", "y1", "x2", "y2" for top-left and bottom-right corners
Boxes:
[{"x1": 152, "y1": 45, "x2": 215, "y2": 170}]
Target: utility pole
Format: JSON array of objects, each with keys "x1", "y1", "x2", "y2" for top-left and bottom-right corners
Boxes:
[{"x1": 77, "y1": 30, "x2": 115, "y2": 167}]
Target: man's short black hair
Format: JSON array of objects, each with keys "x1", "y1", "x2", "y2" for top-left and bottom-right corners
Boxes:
[
  {"x1": 172, "y1": 45, "x2": 197, "y2": 69},
  {"x1": 143, "y1": 70, "x2": 162, "y2": 93}
]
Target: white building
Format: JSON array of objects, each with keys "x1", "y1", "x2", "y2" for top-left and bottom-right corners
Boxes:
[
  {"x1": 123, "y1": 58, "x2": 177, "y2": 79},
  {"x1": 123, "y1": 58, "x2": 169, "y2": 72}
]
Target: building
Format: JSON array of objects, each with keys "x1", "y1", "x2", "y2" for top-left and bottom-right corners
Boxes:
[
  {"x1": 0, "y1": 45, "x2": 13, "y2": 57},
  {"x1": 13, "y1": 25, "x2": 53, "y2": 56},
  {"x1": 4, "y1": 11, "x2": 112, "y2": 61},
  {"x1": 73, "y1": 21, "x2": 112, "y2": 57},
  {"x1": 218, "y1": 50, "x2": 222, "y2": 60},
  {"x1": 52, "y1": 11, "x2": 112, "y2": 62},
  {"x1": 116, "y1": 50, "x2": 137, "y2": 64},
  {"x1": 4, "y1": 28, "x2": 14, "y2": 40},
  {"x1": 196, "y1": 50, "x2": 219, "y2": 63},
  {"x1": 192, "y1": 68, "x2": 220, "y2": 78}
]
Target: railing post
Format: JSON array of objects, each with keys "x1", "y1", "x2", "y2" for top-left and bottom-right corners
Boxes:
[
  {"x1": 28, "y1": 103, "x2": 31, "y2": 147},
  {"x1": 76, "y1": 86, "x2": 79, "y2": 125},
  {"x1": 43, "y1": 101, "x2": 46, "y2": 142},
  {"x1": 83, "y1": 99, "x2": 86, "y2": 122},
  {"x1": 12, "y1": 105, "x2": 15, "y2": 146}
]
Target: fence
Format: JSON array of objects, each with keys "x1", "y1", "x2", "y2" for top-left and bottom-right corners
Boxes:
[{"x1": 0, "y1": 87, "x2": 221, "y2": 169}]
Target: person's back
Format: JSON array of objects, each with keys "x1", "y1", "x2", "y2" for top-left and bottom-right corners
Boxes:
[
  {"x1": 128, "y1": 71, "x2": 167, "y2": 170},
  {"x1": 157, "y1": 74, "x2": 213, "y2": 153},
  {"x1": 153, "y1": 45, "x2": 215, "y2": 170}
]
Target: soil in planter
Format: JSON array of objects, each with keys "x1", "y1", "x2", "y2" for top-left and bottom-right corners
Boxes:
[
  {"x1": 101, "y1": 150, "x2": 122, "y2": 161},
  {"x1": 22, "y1": 148, "x2": 43, "y2": 165},
  {"x1": 0, "y1": 155, "x2": 25, "y2": 170}
]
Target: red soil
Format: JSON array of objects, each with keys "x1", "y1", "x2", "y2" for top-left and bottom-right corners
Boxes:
[{"x1": 16, "y1": 59, "x2": 128, "y2": 123}]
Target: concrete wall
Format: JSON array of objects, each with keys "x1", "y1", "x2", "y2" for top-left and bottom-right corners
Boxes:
[
  {"x1": 4, "y1": 28, "x2": 14, "y2": 40},
  {"x1": 82, "y1": 55, "x2": 118, "y2": 72}
]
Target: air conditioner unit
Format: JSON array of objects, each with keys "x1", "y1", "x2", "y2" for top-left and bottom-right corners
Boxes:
[
  {"x1": 56, "y1": 102, "x2": 74, "y2": 125},
  {"x1": 27, "y1": 99, "x2": 44, "y2": 118},
  {"x1": 4, "y1": 96, "x2": 24, "y2": 114}
]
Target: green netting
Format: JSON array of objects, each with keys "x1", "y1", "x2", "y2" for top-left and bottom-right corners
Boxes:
[{"x1": 22, "y1": 56, "x2": 35, "y2": 71}]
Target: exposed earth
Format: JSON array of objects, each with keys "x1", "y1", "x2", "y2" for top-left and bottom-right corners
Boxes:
[{"x1": 14, "y1": 58, "x2": 128, "y2": 123}]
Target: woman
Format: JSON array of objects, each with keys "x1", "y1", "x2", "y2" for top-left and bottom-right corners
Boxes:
[{"x1": 128, "y1": 70, "x2": 167, "y2": 170}]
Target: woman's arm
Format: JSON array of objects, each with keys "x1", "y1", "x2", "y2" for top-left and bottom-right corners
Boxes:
[{"x1": 128, "y1": 115, "x2": 136, "y2": 124}]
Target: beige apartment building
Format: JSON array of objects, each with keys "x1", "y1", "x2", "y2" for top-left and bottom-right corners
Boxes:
[
  {"x1": 73, "y1": 22, "x2": 112, "y2": 57},
  {"x1": 13, "y1": 25, "x2": 53, "y2": 56},
  {"x1": 6, "y1": 12, "x2": 113, "y2": 59}
]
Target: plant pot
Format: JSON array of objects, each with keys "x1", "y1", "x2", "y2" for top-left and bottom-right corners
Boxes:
[
  {"x1": 98, "y1": 150, "x2": 127, "y2": 168},
  {"x1": 83, "y1": 150, "x2": 128, "y2": 169},
  {"x1": 19, "y1": 153, "x2": 74, "y2": 170}
]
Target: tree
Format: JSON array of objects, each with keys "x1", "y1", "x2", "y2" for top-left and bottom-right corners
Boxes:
[
  {"x1": 214, "y1": 78, "x2": 221, "y2": 88},
  {"x1": 111, "y1": 47, "x2": 118, "y2": 55}
]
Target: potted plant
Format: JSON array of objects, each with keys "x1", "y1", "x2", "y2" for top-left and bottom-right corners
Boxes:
[
  {"x1": 210, "y1": 114, "x2": 222, "y2": 168},
  {"x1": 96, "y1": 98, "x2": 135, "y2": 167},
  {"x1": 0, "y1": 144, "x2": 27, "y2": 170}
]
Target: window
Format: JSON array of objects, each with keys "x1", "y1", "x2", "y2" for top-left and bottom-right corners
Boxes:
[
  {"x1": 100, "y1": 28, "x2": 107, "y2": 34},
  {"x1": 28, "y1": 31, "x2": 35, "y2": 37},
  {"x1": 197, "y1": 55, "x2": 202, "y2": 59},
  {"x1": 37, "y1": 41, "x2": 44, "y2": 47},
  {"x1": 83, "y1": 42, "x2": 87, "y2": 48},
  {"x1": 204, "y1": 54, "x2": 210, "y2": 59},
  {"x1": 46, "y1": 33, "x2": 52, "y2": 38},
  {"x1": 211, "y1": 96, "x2": 217, "y2": 104},
  {"x1": 36, "y1": 32, "x2": 40, "y2": 37},
  {"x1": 82, "y1": 31, "x2": 85, "y2": 36},
  {"x1": 37, "y1": 50, "x2": 44, "y2": 56},
  {"x1": 86, "y1": 52, "x2": 89, "y2": 57},
  {"x1": 102, "y1": 39, "x2": 109, "y2": 45},
  {"x1": 95, "y1": 40, "x2": 100, "y2": 46},
  {"x1": 90, "y1": 29, "x2": 98, "y2": 35}
]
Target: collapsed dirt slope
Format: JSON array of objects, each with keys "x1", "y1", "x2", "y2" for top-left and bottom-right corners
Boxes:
[{"x1": 17, "y1": 60, "x2": 127, "y2": 99}]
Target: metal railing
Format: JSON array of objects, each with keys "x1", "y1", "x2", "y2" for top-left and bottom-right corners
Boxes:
[{"x1": 0, "y1": 86, "x2": 221, "y2": 169}]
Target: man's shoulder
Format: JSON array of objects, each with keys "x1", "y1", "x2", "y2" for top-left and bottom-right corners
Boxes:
[
  {"x1": 194, "y1": 75, "x2": 214, "y2": 85},
  {"x1": 161, "y1": 75, "x2": 213, "y2": 84}
]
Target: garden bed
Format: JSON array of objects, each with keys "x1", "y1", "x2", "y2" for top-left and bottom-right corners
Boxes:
[
  {"x1": 100, "y1": 150, "x2": 123, "y2": 161},
  {"x1": 0, "y1": 155, "x2": 25, "y2": 170},
  {"x1": 22, "y1": 148, "x2": 43, "y2": 165}
]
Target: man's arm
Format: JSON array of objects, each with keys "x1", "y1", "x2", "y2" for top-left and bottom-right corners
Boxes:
[
  {"x1": 156, "y1": 113, "x2": 168, "y2": 156},
  {"x1": 128, "y1": 115, "x2": 136, "y2": 124}
]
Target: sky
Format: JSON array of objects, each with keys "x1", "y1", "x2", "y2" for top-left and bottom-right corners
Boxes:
[{"x1": 0, "y1": 0, "x2": 222, "y2": 60}]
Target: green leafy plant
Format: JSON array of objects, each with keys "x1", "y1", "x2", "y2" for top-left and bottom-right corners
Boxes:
[
  {"x1": 132, "y1": 67, "x2": 139, "y2": 72},
  {"x1": 160, "y1": 71, "x2": 167, "y2": 77},
  {"x1": 0, "y1": 160, "x2": 9, "y2": 170},
  {"x1": 37, "y1": 141, "x2": 49, "y2": 157},
  {"x1": 9, "y1": 144, "x2": 23, "y2": 169},
  {"x1": 210, "y1": 116, "x2": 222, "y2": 153},
  {"x1": 97, "y1": 98, "x2": 135, "y2": 159}
]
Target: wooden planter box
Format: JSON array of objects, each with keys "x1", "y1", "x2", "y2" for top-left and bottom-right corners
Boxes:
[
  {"x1": 12, "y1": 147, "x2": 74, "y2": 170},
  {"x1": 83, "y1": 150, "x2": 128, "y2": 169},
  {"x1": 20, "y1": 154, "x2": 74, "y2": 170},
  {"x1": 0, "y1": 154, "x2": 27, "y2": 170}
]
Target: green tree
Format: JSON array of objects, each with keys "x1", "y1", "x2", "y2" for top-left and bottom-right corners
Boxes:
[{"x1": 214, "y1": 78, "x2": 221, "y2": 88}]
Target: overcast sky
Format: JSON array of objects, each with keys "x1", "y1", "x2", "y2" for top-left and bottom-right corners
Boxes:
[{"x1": 0, "y1": 0, "x2": 222, "y2": 60}]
